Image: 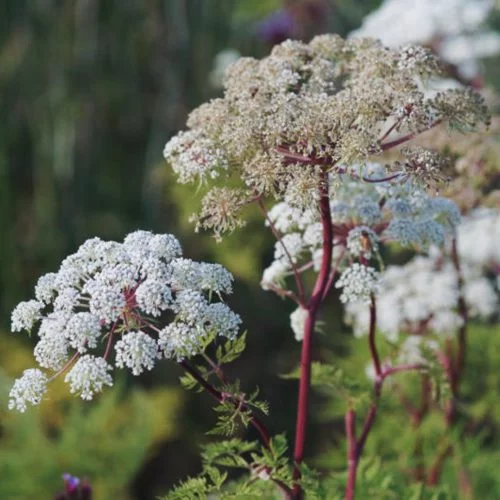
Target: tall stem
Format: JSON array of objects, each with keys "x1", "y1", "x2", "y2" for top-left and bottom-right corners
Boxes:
[
  {"x1": 367, "y1": 296, "x2": 381, "y2": 376},
  {"x1": 292, "y1": 170, "x2": 333, "y2": 498},
  {"x1": 345, "y1": 296, "x2": 379, "y2": 499}
]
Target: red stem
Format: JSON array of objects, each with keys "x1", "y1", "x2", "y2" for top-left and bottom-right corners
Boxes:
[
  {"x1": 362, "y1": 173, "x2": 402, "y2": 184},
  {"x1": 380, "y1": 120, "x2": 442, "y2": 151},
  {"x1": 179, "y1": 360, "x2": 271, "y2": 448},
  {"x1": 368, "y1": 296, "x2": 381, "y2": 377},
  {"x1": 292, "y1": 170, "x2": 333, "y2": 498}
]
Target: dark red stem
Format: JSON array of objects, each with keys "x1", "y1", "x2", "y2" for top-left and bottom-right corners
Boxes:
[
  {"x1": 292, "y1": 170, "x2": 333, "y2": 499},
  {"x1": 179, "y1": 360, "x2": 271, "y2": 448},
  {"x1": 380, "y1": 120, "x2": 442, "y2": 151},
  {"x1": 368, "y1": 296, "x2": 381, "y2": 376}
]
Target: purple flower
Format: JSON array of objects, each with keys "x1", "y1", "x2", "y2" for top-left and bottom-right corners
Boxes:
[
  {"x1": 55, "y1": 474, "x2": 92, "y2": 500},
  {"x1": 256, "y1": 10, "x2": 298, "y2": 45},
  {"x1": 63, "y1": 473, "x2": 80, "y2": 493}
]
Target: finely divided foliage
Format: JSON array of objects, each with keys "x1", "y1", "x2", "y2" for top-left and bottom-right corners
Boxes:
[{"x1": 9, "y1": 231, "x2": 240, "y2": 411}]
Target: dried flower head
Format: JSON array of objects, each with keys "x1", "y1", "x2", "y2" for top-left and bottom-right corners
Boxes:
[{"x1": 164, "y1": 35, "x2": 487, "y2": 237}]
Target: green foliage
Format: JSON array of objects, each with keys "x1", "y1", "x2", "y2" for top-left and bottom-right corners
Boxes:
[
  {"x1": 216, "y1": 332, "x2": 248, "y2": 365},
  {"x1": 208, "y1": 382, "x2": 269, "y2": 437},
  {"x1": 162, "y1": 434, "x2": 293, "y2": 499},
  {"x1": 0, "y1": 374, "x2": 182, "y2": 499}
]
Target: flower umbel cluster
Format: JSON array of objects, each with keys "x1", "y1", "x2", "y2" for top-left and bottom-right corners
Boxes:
[
  {"x1": 163, "y1": 36, "x2": 487, "y2": 239},
  {"x1": 9, "y1": 231, "x2": 241, "y2": 411},
  {"x1": 345, "y1": 246, "x2": 498, "y2": 342},
  {"x1": 261, "y1": 166, "x2": 461, "y2": 296}
]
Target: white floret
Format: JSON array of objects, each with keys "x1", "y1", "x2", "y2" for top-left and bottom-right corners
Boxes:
[
  {"x1": 65, "y1": 312, "x2": 102, "y2": 353},
  {"x1": 11, "y1": 300, "x2": 43, "y2": 332},
  {"x1": 335, "y1": 264, "x2": 379, "y2": 304},
  {"x1": 8, "y1": 369, "x2": 48, "y2": 412},
  {"x1": 64, "y1": 355, "x2": 113, "y2": 400},
  {"x1": 115, "y1": 331, "x2": 161, "y2": 375},
  {"x1": 204, "y1": 302, "x2": 241, "y2": 339},
  {"x1": 135, "y1": 279, "x2": 173, "y2": 317}
]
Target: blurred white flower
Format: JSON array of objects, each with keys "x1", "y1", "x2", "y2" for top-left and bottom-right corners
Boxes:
[
  {"x1": 209, "y1": 49, "x2": 241, "y2": 89},
  {"x1": 351, "y1": 0, "x2": 500, "y2": 81},
  {"x1": 290, "y1": 307, "x2": 309, "y2": 341}
]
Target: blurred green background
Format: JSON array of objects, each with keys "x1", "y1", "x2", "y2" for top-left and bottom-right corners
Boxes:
[{"x1": 1, "y1": 1, "x2": 499, "y2": 499}]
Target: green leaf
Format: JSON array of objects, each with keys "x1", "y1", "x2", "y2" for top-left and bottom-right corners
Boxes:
[{"x1": 215, "y1": 332, "x2": 247, "y2": 365}]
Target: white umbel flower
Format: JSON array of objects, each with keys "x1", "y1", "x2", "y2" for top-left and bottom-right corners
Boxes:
[
  {"x1": 174, "y1": 290, "x2": 209, "y2": 324},
  {"x1": 8, "y1": 230, "x2": 242, "y2": 410},
  {"x1": 11, "y1": 300, "x2": 43, "y2": 332},
  {"x1": 34, "y1": 273, "x2": 58, "y2": 303},
  {"x1": 163, "y1": 129, "x2": 229, "y2": 184},
  {"x1": 115, "y1": 331, "x2": 161, "y2": 375},
  {"x1": 8, "y1": 369, "x2": 48, "y2": 413},
  {"x1": 64, "y1": 355, "x2": 113, "y2": 400},
  {"x1": 135, "y1": 279, "x2": 173, "y2": 317},
  {"x1": 336, "y1": 264, "x2": 379, "y2": 304},
  {"x1": 159, "y1": 322, "x2": 203, "y2": 360},
  {"x1": 199, "y1": 263, "x2": 234, "y2": 294},
  {"x1": 204, "y1": 302, "x2": 242, "y2": 339},
  {"x1": 346, "y1": 226, "x2": 379, "y2": 259},
  {"x1": 65, "y1": 312, "x2": 102, "y2": 353},
  {"x1": 34, "y1": 332, "x2": 69, "y2": 371},
  {"x1": 261, "y1": 260, "x2": 289, "y2": 290}
]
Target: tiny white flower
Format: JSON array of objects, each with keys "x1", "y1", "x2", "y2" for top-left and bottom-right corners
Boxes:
[
  {"x1": 35, "y1": 273, "x2": 58, "y2": 304},
  {"x1": 174, "y1": 290, "x2": 209, "y2": 324},
  {"x1": 65, "y1": 312, "x2": 102, "y2": 353},
  {"x1": 11, "y1": 300, "x2": 43, "y2": 332},
  {"x1": 346, "y1": 226, "x2": 379, "y2": 259},
  {"x1": 8, "y1": 369, "x2": 48, "y2": 412},
  {"x1": 199, "y1": 263, "x2": 234, "y2": 294},
  {"x1": 34, "y1": 332, "x2": 70, "y2": 371},
  {"x1": 262, "y1": 259, "x2": 289, "y2": 290},
  {"x1": 159, "y1": 322, "x2": 203, "y2": 360},
  {"x1": 336, "y1": 264, "x2": 379, "y2": 304},
  {"x1": 135, "y1": 279, "x2": 173, "y2": 317},
  {"x1": 204, "y1": 302, "x2": 242, "y2": 339},
  {"x1": 65, "y1": 355, "x2": 113, "y2": 400},
  {"x1": 148, "y1": 233, "x2": 182, "y2": 262},
  {"x1": 115, "y1": 331, "x2": 161, "y2": 375}
]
